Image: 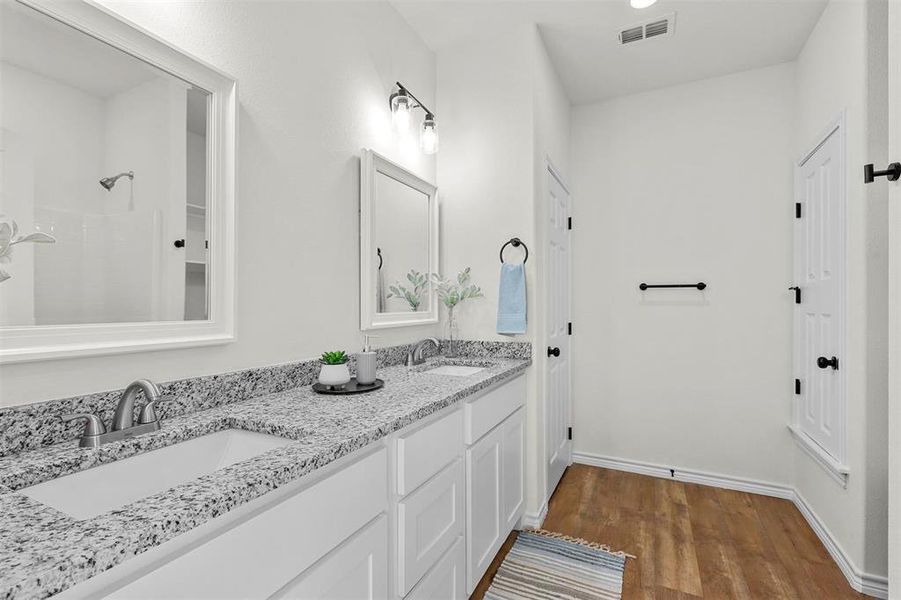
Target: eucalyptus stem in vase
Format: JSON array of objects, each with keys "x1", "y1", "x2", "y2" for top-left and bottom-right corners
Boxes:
[{"x1": 432, "y1": 267, "x2": 483, "y2": 357}]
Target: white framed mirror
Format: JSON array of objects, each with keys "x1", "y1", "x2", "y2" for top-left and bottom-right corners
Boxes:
[
  {"x1": 360, "y1": 149, "x2": 438, "y2": 330},
  {"x1": 0, "y1": 0, "x2": 236, "y2": 363}
]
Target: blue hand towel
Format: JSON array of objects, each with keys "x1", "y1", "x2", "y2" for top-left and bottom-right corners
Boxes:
[{"x1": 497, "y1": 262, "x2": 527, "y2": 335}]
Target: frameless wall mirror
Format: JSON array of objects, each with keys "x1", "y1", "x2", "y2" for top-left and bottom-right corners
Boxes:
[
  {"x1": 0, "y1": 0, "x2": 236, "y2": 362},
  {"x1": 360, "y1": 149, "x2": 438, "y2": 330}
]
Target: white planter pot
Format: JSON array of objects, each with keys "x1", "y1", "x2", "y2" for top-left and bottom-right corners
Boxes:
[{"x1": 318, "y1": 362, "x2": 351, "y2": 388}]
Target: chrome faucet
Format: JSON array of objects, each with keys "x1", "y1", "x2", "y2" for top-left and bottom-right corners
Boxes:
[
  {"x1": 113, "y1": 379, "x2": 162, "y2": 430},
  {"x1": 407, "y1": 338, "x2": 440, "y2": 367},
  {"x1": 63, "y1": 379, "x2": 168, "y2": 449}
]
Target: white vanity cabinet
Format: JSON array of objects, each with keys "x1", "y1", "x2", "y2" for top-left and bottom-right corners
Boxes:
[{"x1": 58, "y1": 373, "x2": 526, "y2": 600}]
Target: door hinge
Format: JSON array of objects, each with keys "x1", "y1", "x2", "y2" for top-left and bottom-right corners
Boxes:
[
  {"x1": 567, "y1": 426, "x2": 572, "y2": 441},
  {"x1": 567, "y1": 322, "x2": 572, "y2": 335},
  {"x1": 789, "y1": 286, "x2": 801, "y2": 304},
  {"x1": 567, "y1": 217, "x2": 572, "y2": 230},
  {"x1": 795, "y1": 378, "x2": 801, "y2": 395},
  {"x1": 795, "y1": 203, "x2": 802, "y2": 218}
]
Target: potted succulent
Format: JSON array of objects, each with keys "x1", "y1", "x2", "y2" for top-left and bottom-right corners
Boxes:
[{"x1": 318, "y1": 350, "x2": 351, "y2": 389}]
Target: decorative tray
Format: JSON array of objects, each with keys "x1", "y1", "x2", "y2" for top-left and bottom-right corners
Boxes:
[{"x1": 312, "y1": 378, "x2": 385, "y2": 395}]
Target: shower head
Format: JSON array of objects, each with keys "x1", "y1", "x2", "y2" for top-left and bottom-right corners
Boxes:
[{"x1": 99, "y1": 171, "x2": 134, "y2": 191}]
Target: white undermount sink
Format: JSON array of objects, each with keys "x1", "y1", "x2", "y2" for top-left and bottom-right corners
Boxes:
[
  {"x1": 423, "y1": 365, "x2": 486, "y2": 377},
  {"x1": 20, "y1": 429, "x2": 292, "y2": 520}
]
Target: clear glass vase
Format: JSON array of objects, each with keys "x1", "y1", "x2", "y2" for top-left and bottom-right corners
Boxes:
[{"x1": 444, "y1": 305, "x2": 460, "y2": 357}]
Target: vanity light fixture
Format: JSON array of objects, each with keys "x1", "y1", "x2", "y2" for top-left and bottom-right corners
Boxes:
[
  {"x1": 421, "y1": 114, "x2": 439, "y2": 155},
  {"x1": 630, "y1": 0, "x2": 657, "y2": 7},
  {"x1": 389, "y1": 82, "x2": 439, "y2": 154}
]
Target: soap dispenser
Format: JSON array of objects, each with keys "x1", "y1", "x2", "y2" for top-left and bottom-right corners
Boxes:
[{"x1": 356, "y1": 335, "x2": 378, "y2": 385}]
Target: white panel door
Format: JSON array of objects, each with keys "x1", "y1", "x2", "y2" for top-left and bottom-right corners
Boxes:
[
  {"x1": 546, "y1": 166, "x2": 571, "y2": 499},
  {"x1": 793, "y1": 122, "x2": 846, "y2": 464}
]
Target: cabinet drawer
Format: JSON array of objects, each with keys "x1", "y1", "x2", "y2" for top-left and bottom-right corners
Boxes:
[
  {"x1": 406, "y1": 536, "x2": 465, "y2": 600},
  {"x1": 396, "y1": 408, "x2": 463, "y2": 496},
  {"x1": 465, "y1": 375, "x2": 525, "y2": 445},
  {"x1": 397, "y1": 459, "x2": 464, "y2": 596},
  {"x1": 107, "y1": 447, "x2": 387, "y2": 600},
  {"x1": 270, "y1": 515, "x2": 388, "y2": 600}
]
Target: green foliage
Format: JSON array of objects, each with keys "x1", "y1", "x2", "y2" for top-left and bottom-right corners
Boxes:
[
  {"x1": 388, "y1": 269, "x2": 429, "y2": 311},
  {"x1": 432, "y1": 267, "x2": 483, "y2": 309},
  {"x1": 320, "y1": 350, "x2": 349, "y2": 365}
]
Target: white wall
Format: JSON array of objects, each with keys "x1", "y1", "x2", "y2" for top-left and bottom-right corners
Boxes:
[
  {"x1": 0, "y1": 62, "x2": 106, "y2": 327},
  {"x1": 103, "y1": 77, "x2": 188, "y2": 323},
  {"x1": 793, "y1": 0, "x2": 888, "y2": 580},
  {"x1": 0, "y1": 0, "x2": 438, "y2": 406},
  {"x1": 570, "y1": 63, "x2": 797, "y2": 485},
  {"x1": 437, "y1": 25, "x2": 570, "y2": 518}
]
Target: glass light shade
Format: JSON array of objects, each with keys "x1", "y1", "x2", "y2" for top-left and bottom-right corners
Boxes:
[
  {"x1": 420, "y1": 118, "x2": 439, "y2": 154},
  {"x1": 391, "y1": 93, "x2": 412, "y2": 132},
  {"x1": 630, "y1": 0, "x2": 657, "y2": 7}
]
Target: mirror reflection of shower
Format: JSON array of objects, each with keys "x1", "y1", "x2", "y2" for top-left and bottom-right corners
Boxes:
[{"x1": 99, "y1": 171, "x2": 135, "y2": 210}]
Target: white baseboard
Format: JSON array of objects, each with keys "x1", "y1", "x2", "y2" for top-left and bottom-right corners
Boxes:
[
  {"x1": 519, "y1": 499, "x2": 548, "y2": 530},
  {"x1": 572, "y1": 452, "x2": 889, "y2": 599}
]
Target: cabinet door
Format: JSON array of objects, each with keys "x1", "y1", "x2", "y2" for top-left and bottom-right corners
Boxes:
[
  {"x1": 465, "y1": 425, "x2": 503, "y2": 594},
  {"x1": 502, "y1": 408, "x2": 525, "y2": 532},
  {"x1": 397, "y1": 459, "x2": 464, "y2": 596},
  {"x1": 271, "y1": 515, "x2": 388, "y2": 600},
  {"x1": 406, "y1": 536, "x2": 465, "y2": 600}
]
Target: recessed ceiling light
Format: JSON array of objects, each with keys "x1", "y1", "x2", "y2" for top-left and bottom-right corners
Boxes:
[{"x1": 631, "y1": 0, "x2": 657, "y2": 8}]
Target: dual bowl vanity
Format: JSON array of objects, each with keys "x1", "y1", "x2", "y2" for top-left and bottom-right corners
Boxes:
[{"x1": 0, "y1": 349, "x2": 531, "y2": 600}]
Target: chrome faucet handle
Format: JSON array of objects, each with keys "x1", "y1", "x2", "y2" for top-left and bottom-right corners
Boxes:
[
  {"x1": 138, "y1": 394, "x2": 173, "y2": 425},
  {"x1": 62, "y1": 413, "x2": 106, "y2": 436}
]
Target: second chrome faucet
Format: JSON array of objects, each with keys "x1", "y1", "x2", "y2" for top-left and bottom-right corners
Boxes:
[{"x1": 63, "y1": 379, "x2": 168, "y2": 449}]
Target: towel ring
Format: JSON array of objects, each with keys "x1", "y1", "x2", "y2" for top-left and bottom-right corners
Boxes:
[
  {"x1": 377, "y1": 248, "x2": 383, "y2": 270},
  {"x1": 499, "y1": 238, "x2": 528, "y2": 264}
]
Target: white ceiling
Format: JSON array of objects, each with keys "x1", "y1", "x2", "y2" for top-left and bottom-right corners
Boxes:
[
  {"x1": 2, "y1": 0, "x2": 164, "y2": 98},
  {"x1": 391, "y1": 0, "x2": 827, "y2": 105}
]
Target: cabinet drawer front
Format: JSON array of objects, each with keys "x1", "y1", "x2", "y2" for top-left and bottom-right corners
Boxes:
[
  {"x1": 397, "y1": 459, "x2": 464, "y2": 596},
  {"x1": 406, "y1": 536, "x2": 465, "y2": 600},
  {"x1": 270, "y1": 515, "x2": 388, "y2": 600},
  {"x1": 107, "y1": 448, "x2": 388, "y2": 600},
  {"x1": 465, "y1": 375, "x2": 525, "y2": 445},
  {"x1": 396, "y1": 408, "x2": 463, "y2": 496}
]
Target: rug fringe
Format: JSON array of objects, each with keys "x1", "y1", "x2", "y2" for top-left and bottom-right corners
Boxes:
[{"x1": 523, "y1": 528, "x2": 637, "y2": 560}]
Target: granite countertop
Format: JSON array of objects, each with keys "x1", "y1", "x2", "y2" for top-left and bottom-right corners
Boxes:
[{"x1": 0, "y1": 356, "x2": 530, "y2": 600}]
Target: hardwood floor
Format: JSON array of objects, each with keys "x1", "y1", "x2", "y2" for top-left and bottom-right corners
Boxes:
[{"x1": 470, "y1": 465, "x2": 866, "y2": 599}]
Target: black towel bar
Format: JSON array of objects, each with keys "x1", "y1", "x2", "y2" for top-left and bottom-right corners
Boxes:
[
  {"x1": 639, "y1": 282, "x2": 707, "y2": 291},
  {"x1": 499, "y1": 237, "x2": 529, "y2": 264}
]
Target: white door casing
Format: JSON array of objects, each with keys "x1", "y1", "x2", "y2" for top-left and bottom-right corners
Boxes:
[
  {"x1": 546, "y1": 164, "x2": 572, "y2": 499},
  {"x1": 886, "y1": 0, "x2": 900, "y2": 591},
  {"x1": 791, "y1": 115, "x2": 849, "y2": 483}
]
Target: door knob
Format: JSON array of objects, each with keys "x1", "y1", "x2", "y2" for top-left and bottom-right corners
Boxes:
[
  {"x1": 817, "y1": 356, "x2": 839, "y2": 370},
  {"x1": 173, "y1": 239, "x2": 185, "y2": 248},
  {"x1": 547, "y1": 347, "x2": 561, "y2": 358}
]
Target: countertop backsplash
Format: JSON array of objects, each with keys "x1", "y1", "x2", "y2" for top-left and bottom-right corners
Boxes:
[{"x1": 0, "y1": 340, "x2": 531, "y2": 457}]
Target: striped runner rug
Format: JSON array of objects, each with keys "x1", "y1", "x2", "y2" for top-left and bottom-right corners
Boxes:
[{"x1": 485, "y1": 530, "x2": 630, "y2": 600}]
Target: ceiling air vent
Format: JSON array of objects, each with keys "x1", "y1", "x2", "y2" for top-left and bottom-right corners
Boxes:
[
  {"x1": 619, "y1": 25, "x2": 644, "y2": 44},
  {"x1": 618, "y1": 13, "x2": 676, "y2": 45}
]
